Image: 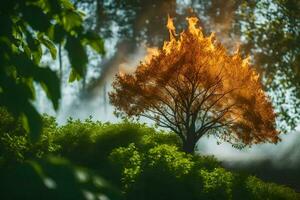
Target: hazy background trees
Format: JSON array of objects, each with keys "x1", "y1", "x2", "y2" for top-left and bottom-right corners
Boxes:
[{"x1": 236, "y1": 0, "x2": 300, "y2": 130}]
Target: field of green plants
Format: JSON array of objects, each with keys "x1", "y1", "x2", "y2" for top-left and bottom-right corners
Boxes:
[{"x1": 1, "y1": 109, "x2": 299, "y2": 200}]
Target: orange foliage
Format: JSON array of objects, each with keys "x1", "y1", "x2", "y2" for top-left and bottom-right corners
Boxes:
[{"x1": 109, "y1": 16, "x2": 280, "y2": 153}]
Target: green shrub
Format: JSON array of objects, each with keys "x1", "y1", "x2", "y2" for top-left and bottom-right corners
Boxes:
[
  {"x1": 110, "y1": 143, "x2": 142, "y2": 189},
  {"x1": 147, "y1": 144, "x2": 194, "y2": 177},
  {"x1": 54, "y1": 119, "x2": 183, "y2": 186},
  {"x1": 0, "y1": 110, "x2": 60, "y2": 164},
  {"x1": 245, "y1": 176, "x2": 300, "y2": 200},
  {"x1": 113, "y1": 144, "x2": 195, "y2": 200},
  {"x1": 1, "y1": 113, "x2": 299, "y2": 200},
  {"x1": 55, "y1": 119, "x2": 181, "y2": 169},
  {"x1": 55, "y1": 119, "x2": 145, "y2": 172},
  {"x1": 0, "y1": 107, "x2": 25, "y2": 137},
  {"x1": 109, "y1": 141, "x2": 300, "y2": 200},
  {"x1": 54, "y1": 118, "x2": 99, "y2": 165},
  {"x1": 140, "y1": 130, "x2": 181, "y2": 149},
  {"x1": 0, "y1": 133, "x2": 29, "y2": 163},
  {"x1": 200, "y1": 168, "x2": 234, "y2": 200},
  {"x1": 110, "y1": 143, "x2": 219, "y2": 200},
  {"x1": 192, "y1": 154, "x2": 221, "y2": 171}
]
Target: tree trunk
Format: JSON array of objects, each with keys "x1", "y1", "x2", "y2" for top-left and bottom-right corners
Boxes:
[{"x1": 182, "y1": 136, "x2": 197, "y2": 154}]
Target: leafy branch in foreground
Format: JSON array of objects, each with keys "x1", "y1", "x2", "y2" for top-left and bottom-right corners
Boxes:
[{"x1": 0, "y1": 0, "x2": 105, "y2": 140}]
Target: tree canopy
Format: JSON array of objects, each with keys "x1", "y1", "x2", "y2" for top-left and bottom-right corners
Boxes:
[{"x1": 110, "y1": 16, "x2": 280, "y2": 153}]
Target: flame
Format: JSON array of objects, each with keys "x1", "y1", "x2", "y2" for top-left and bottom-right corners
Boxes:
[
  {"x1": 208, "y1": 32, "x2": 216, "y2": 50},
  {"x1": 186, "y1": 17, "x2": 203, "y2": 38},
  {"x1": 242, "y1": 55, "x2": 251, "y2": 68},
  {"x1": 144, "y1": 47, "x2": 159, "y2": 64},
  {"x1": 252, "y1": 71, "x2": 260, "y2": 81},
  {"x1": 118, "y1": 64, "x2": 126, "y2": 77},
  {"x1": 234, "y1": 43, "x2": 241, "y2": 55},
  {"x1": 145, "y1": 15, "x2": 263, "y2": 93},
  {"x1": 163, "y1": 15, "x2": 179, "y2": 54},
  {"x1": 118, "y1": 71, "x2": 125, "y2": 77},
  {"x1": 167, "y1": 15, "x2": 176, "y2": 40}
]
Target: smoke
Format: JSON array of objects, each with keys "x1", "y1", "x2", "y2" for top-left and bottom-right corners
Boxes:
[
  {"x1": 197, "y1": 128, "x2": 300, "y2": 169},
  {"x1": 54, "y1": 40, "x2": 151, "y2": 124},
  {"x1": 197, "y1": 129, "x2": 300, "y2": 192}
]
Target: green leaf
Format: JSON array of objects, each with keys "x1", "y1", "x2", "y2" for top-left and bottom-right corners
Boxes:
[
  {"x1": 83, "y1": 31, "x2": 105, "y2": 55},
  {"x1": 0, "y1": 79, "x2": 27, "y2": 113},
  {"x1": 13, "y1": 54, "x2": 61, "y2": 110},
  {"x1": 24, "y1": 78, "x2": 36, "y2": 100},
  {"x1": 26, "y1": 33, "x2": 40, "y2": 52},
  {"x1": 36, "y1": 67, "x2": 61, "y2": 110},
  {"x1": 68, "y1": 69, "x2": 81, "y2": 82},
  {"x1": 32, "y1": 44, "x2": 43, "y2": 64},
  {"x1": 22, "y1": 5, "x2": 51, "y2": 32},
  {"x1": 23, "y1": 104, "x2": 43, "y2": 142},
  {"x1": 39, "y1": 35, "x2": 57, "y2": 59},
  {"x1": 21, "y1": 114, "x2": 30, "y2": 133},
  {"x1": 60, "y1": 0, "x2": 75, "y2": 9},
  {"x1": 47, "y1": 0, "x2": 62, "y2": 14},
  {"x1": 48, "y1": 24, "x2": 66, "y2": 44},
  {"x1": 65, "y1": 35, "x2": 88, "y2": 78},
  {"x1": 62, "y1": 10, "x2": 82, "y2": 31}
]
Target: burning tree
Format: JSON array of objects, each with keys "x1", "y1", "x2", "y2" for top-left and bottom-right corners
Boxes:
[{"x1": 109, "y1": 16, "x2": 280, "y2": 153}]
